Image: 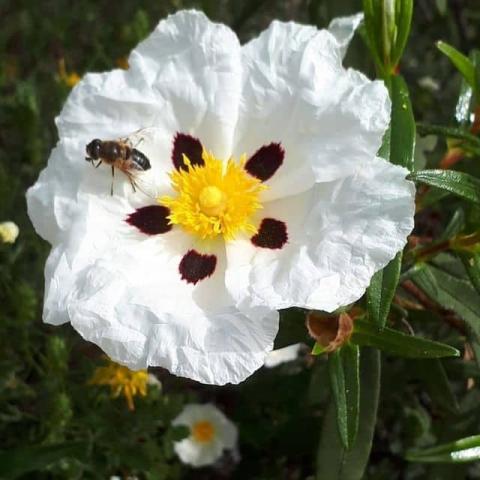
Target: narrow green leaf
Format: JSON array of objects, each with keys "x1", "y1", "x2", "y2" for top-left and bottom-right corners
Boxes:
[
  {"x1": 439, "y1": 208, "x2": 465, "y2": 241},
  {"x1": 362, "y1": 0, "x2": 386, "y2": 75},
  {"x1": 367, "y1": 253, "x2": 402, "y2": 329},
  {"x1": 0, "y1": 442, "x2": 87, "y2": 478},
  {"x1": 406, "y1": 435, "x2": 480, "y2": 463},
  {"x1": 459, "y1": 252, "x2": 480, "y2": 295},
  {"x1": 351, "y1": 319, "x2": 460, "y2": 358},
  {"x1": 317, "y1": 348, "x2": 380, "y2": 480},
  {"x1": 408, "y1": 170, "x2": 480, "y2": 204},
  {"x1": 411, "y1": 359, "x2": 459, "y2": 414},
  {"x1": 390, "y1": 75, "x2": 416, "y2": 171},
  {"x1": 412, "y1": 263, "x2": 480, "y2": 338},
  {"x1": 417, "y1": 123, "x2": 480, "y2": 147},
  {"x1": 328, "y1": 345, "x2": 360, "y2": 450},
  {"x1": 391, "y1": 0, "x2": 413, "y2": 67},
  {"x1": 437, "y1": 41, "x2": 476, "y2": 89},
  {"x1": 455, "y1": 78, "x2": 473, "y2": 125}
]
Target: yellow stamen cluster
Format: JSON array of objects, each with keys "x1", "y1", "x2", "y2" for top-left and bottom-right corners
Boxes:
[
  {"x1": 192, "y1": 420, "x2": 216, "y2": 444},
  {"x1": 89, "y1": 360, "x2": 148, "y2": 411},
  {"x1": 161, "y1": 151, "x2": 266, "y2": 240}
]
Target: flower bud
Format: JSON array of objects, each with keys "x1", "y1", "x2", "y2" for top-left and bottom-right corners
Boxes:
[
  {"x1": 306, "y1": 311, "x2": 354, "y2": 353},
  {"x1": 0, "y1": 221, "x2": 19, "y2": 243}
]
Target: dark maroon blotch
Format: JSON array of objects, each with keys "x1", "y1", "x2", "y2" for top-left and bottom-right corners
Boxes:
[
  {"x1": 179, "y1": 250, "x2": 217, "y2": 284},
  {"x1": 251, "y1": 218, "x2": 288, "y2": 249},
  {"x1": 126, "y1": 205, "x2": 172, "y2": 235},
  {"x1": 245, "y1": 143, "x2": 284, "y2": 181},
  {"x1": 172, "y1": 132, "x2": 204, "y2": 171}
]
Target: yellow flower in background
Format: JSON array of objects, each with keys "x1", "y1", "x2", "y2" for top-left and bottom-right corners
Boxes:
[
  {"x1": 89, "y1": 360, "x2": 148, "y2": 410},
  {"x1": 0, "y1": 221, "x2": 19, "y2": 244},
  {"x1": 57, "y1": 58, "x2": 80, "y2": 88}
]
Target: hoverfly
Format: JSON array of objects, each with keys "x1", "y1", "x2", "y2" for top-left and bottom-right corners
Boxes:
[{"x1": 85, "y1": 133, "x2": 153, "y2": 196}]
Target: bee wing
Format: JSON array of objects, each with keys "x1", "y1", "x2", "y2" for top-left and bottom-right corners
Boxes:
[
  {"x1": 121, "y1": 127, "x2": 159, "y2": 149},
  {"x1": 130, "y1": 170, "x2": 160, "y2": 199}
]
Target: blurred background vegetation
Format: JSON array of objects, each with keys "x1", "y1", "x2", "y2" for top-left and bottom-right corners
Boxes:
[{"x1": 1, "y1": 0, "x2": 480, "y2": 478}]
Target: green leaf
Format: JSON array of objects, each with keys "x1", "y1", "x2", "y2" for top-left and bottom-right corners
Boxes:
[
  {"x1": 411, "y1": 359, "x2": 459, "y2": 415},
  {"x1": 437, "y1": 41, "x2": 476, "y2": 89},
  {"x1": 362, "y1": 0, "x2": 386, "y2": 76},
  {"x1": 328, "y1": 344, "x2": 360, "y2": 450},
  {"x1": 412, "y1": 263, "x2": 480, "y2": 338},
  {"x1": 455, "y1": 76, "x2": 473, "y2": 125},
  {"x1": 351, "y1": 319, "x2": 460, "y2": 358},
  {"x1": 0, "y1": 442, "x2": 87, "y2": 478},
  {"x1": 406, "y1": 435, "x2": 480, "y2": 463},
  {"x1": 391, "y1": 0, "x2": 413, "y2": 68},
  {"x1": 459, "y1": 252, "x2": 480, "y2": 295},
  {"x1": 417, "y1": 123, "x2": 480, "y2": 147},
  {"x1": 439, "y1": 208, "x2": 465, "y2": 241},
  {"x1": 390, "y1": 75, "x2": 416, "y2": 171},
  {"x1": 408, "y1": 170, "x2": 480, "y2": 205},
  {"x1": 367, "y1": 252, "x2": 402, "y2": 330},
  {"x1": 317, "y1": 348, "x2": 380, "y2": 480}
]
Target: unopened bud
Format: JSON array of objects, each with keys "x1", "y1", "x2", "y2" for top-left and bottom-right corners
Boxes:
[{"x1": 0, "y1": 221, "x2": 19, "y2": 244}]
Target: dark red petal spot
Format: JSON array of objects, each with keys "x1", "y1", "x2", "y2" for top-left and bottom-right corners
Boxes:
[
  {"x1": 245, "y1": 143, "x2": 284, "y2": 181},
  {"x1": 126, "y1": 205, "x2": 172, "y2": 235},
  {"x1": 179, "y1": 250, "x2": 217, "y2": 284},
  {"x1": 251, "y1": 218, "x2": 288, "y2": 249},
  {"x1": 172, "y1": 133, "x2": 204, "y2": 171}
]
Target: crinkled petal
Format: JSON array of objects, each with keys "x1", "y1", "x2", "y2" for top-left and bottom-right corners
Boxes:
[
  {"x1": 235, "y1": 20, "x2": 390, "y2": 201},
  {"x1": 225, "y1": 157, "x2": 415, "y2": 312},
  {"x1": 43, "y1": 195, "x2": 278, "y2": 385},
  {"x1": 327, "y1": 13, "x2": 363, "y2": 59},
  {"x1": 58, "y1": 11, "x2": 241, "y2": 159}
]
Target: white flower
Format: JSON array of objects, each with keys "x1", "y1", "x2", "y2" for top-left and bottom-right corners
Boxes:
[
  {"x1": 26, "y1": 11, "x2": 415, "y2": 385},
  {"x1": 0, "y1": 221, "x2": 19, "y2": 244},
  {"x1": 264, "y1": 343, "x2": 305, "y2": 368},
  {"x1": 172, "y1": 403, "x2": 238, "y2": 468}
]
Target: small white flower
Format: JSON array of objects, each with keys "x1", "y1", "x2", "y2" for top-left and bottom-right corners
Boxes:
[
  {"x1": 26, "y1": 11, "x2": 415, "y2": 385},
  {"x1": 264, "y1": 343, "x2": 305, "y2": 368},
  {"x1": 172, "y1": 403, "x2": 238, "y2": 468},
  {"x1": 0, "y1": 221, "x2": 19, "y2": 244}
]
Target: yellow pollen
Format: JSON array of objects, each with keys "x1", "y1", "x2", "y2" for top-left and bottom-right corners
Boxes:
[
  {"x1": 199, "y1": 186, "x2": 226, "y2": 216},
  {"x1": 192, "y1": 420, "x2": 216, "y2": 444},
  {"x1": 160, "y1": 150, "x2": 266, "y2": 241}
]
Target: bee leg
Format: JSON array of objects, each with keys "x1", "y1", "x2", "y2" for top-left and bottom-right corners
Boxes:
[
  {"x1": 95, "y1": 160, "x2": 103, "y2": 169},
  {"x1": 110, "y1": 166, "x2": 115, "y2": 196},
  {"x1": 129, "y1": 175, "x2": 137, "y2": 193}
]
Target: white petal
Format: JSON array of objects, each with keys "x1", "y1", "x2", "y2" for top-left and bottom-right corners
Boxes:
[
  {"x1": 235, "y1": 20, "x2": 390, "y2": 201},
  {"x1": 327, "y1": 13, "x2": 364, "y2": 59},
  {"x1": 264, "y1": 343, "x2": 303, "y2": 368},
  {"x1": 57, "y1": 11, "x2": 242, "y2": 159},
  {"x1": 226, "y1": 157, "x2": 415, "y2": 312},
  {"x1": 128, "y1": 10, "x2": 242, "y2": 159},
  {"x1": 43, "y1": 195, "x2": 278, "y2": 384},
  {"x1": 172, "y1": 404, "x2": 238, "y2": 467}
]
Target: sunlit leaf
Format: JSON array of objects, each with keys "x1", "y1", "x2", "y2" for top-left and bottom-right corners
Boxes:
[
  {"x1": 406, "y1": 435, "x2": 480, "y2": 463},
  {"x1": 367, "y1": 253, "x2": 402, "y2": 330},
  {"x1": 390, "y1": 75, "x2": 416, "y2": 170},
  {"x1": 351, "y1": 319, "x2": 460, "y2": 358},
  {"x1": 328, "y1": 344, "x2": 360, "y2": 450},
  {"x1": 317, "y1": 349, "x2": 380, "y2": 480},
  {"x1": 437, "y1": 41, "x2": 476, "y2": 89},
  {"x1": 408, "y1": 170, "x2": 480, "y2": 204}
]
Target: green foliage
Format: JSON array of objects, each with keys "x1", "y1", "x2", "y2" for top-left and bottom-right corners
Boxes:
[
  {"x1": 1, "y1": 0, "x2": 480, "y2": 479},
  {"x1": 406, "y1": 435, "x2": 480, "y2": 463}
]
